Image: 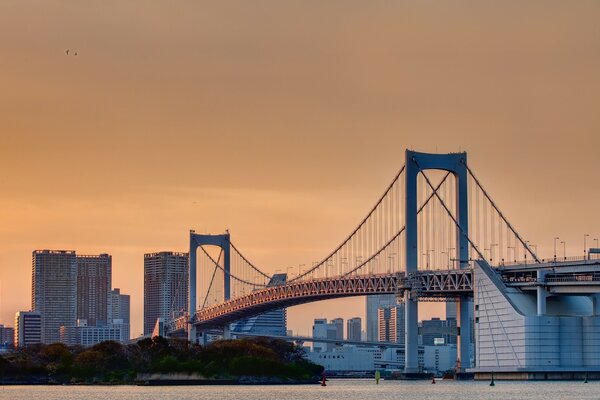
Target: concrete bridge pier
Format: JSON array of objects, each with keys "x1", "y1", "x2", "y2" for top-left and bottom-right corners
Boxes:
[
  {"x1": 223, "y1": 325, "x2": 231, "y2": 340},
  {"x1": 457, "y1": 296, "x2": 471, "y2": 372},
  {"x1": 592, "y1": 294, "x2": 600, "y2": 316},
  {"x1": 537, "y1": 270, "x2": 547, "y2": 316},
  {"x1": 188, "y1": 323, "x2": 198, "y2": 344},
  {"x1": 404, "y1": 291, "x2": 419, "y2": 373}
]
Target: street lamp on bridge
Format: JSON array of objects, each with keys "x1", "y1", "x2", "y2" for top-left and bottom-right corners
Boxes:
[
  {"x1": 584, "y1": 234, "x2": 590, "y2": 258},
  {"x1": 554, "y1": 237, "x2": 560, "y2": 261},
  {"x1": 388, "y1": 253, "x2": 396, "y2": 273},
  {"x1": 507, "y1": 246, "x2": 516, "y2": 262},
  {"x1": 490, "y1": 243, "x2": 498, "y2": 263},
  {"x1": 560, "y1": 241, "x2": 566, "y2": 260}
]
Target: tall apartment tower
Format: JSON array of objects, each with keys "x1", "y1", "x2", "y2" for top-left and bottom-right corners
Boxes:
[
  {"x1": 366, "y1": 294, "x2": 397, "y2": 341},
  {"x1": 14, "y1": 311, "x2": 42, "y2": 347},
  {"x1": 143, "y1": 251, "x2": 189, "y2": 335},
  {"x1": 32, "y1": 250, "x2": 77, "y2": 344},
  {"x1": 109, "y1": 288, "x2": 131, "y2": 341},
  {"x1": 76, "y1": 254, "x2": 112, "y2": 326},
  {"x1": 346, "y1": 317, "x2": 361, "y2": 341},
  {"x1": 331, "y1": 318, "x2": 344, "y2": 340},
  {"x1": 378, "y1": 303, "x2": 405, "y2": 344}
]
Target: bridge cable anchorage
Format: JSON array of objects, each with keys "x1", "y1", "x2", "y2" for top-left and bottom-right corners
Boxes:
[
  {"x1": 462, "y1": 161, "x2": 541, "y2": 264},
  {"x1": 341, "y1": 172, "x2": 451, "y2": 278},
  {"x1": 288, "y1": 165, "x2": 407, "y2": 283},
  {"x1": 415, "y1": 166, "x2": 487, "y2": 262},
  {"x1": 201, "y1": 247, "x2": 223, "y2": 309},
  {"x1": 230, "y1": 241, "x2": 272, "y2": 279}
]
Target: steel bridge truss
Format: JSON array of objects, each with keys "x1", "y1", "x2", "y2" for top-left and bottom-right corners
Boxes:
[{"x1": 166, "y1": 269, "x2": 473, "y2": 332}]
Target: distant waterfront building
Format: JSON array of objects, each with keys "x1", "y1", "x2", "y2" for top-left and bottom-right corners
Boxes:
[
  {"x1": 307, "y1": 346, "x2": 375, "y2": 372},
  {"x1": 232, "y1": 274, "x2": 287, "y2": 336},
  {"x1": 32, "y1": 250, "x2": 77, "y2": 343},
  {"x1": 347, "y1": 317, "x2": 361, "y2": 341},
  {"x1": 366, "y1": 294, "x2": 397, "y2": 341},
  {"x1": 312, "y1": 318, "x2": 344, "y2": 352},
  {"x1": 14, "y1": 311, "x2": 42, "y2": 347},
  {"x1": 76, "y1": 253, "x2": 112, "y2": 326},
  {"x1": 378, "y1": 302, "x2": 405, "y2": 344},
  {"x1": 312, "y1": 318, "x2": 328, "y2": 352},
  {"x1": 0, "y1": 325, "x2": 15, "y2": 349},
  {"x1": 143, "y1": 251, "x2": 189, "y2": 335},
  {"x1": 60, "y1": 319, "x2": 123, "y2": 347},
  {"x1": 109, "y1": 288, "x2": 131, "y2": 341}
]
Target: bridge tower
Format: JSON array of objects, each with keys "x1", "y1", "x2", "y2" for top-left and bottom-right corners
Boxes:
[
  {"x1": 188, "y1": 230, "x2": 231, "y2": 341},
  {"x1": 404, "y1": 150, "x2": 470, "y2": 373}
]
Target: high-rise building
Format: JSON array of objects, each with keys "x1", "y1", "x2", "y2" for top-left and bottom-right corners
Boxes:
[
  {"x1": 14, "y1": 311, "x2": 42, "y2": 347},
  {"x1": 377, "y1": 302, "x2": 405, "y2": 344},
  {"x1": 347, "y1": 317, "x2": 361, "y2": 341},
  {"x1": 32, "y1": 250, "x2": 77, "y2": 344},
  {"x1": 366, "y1": 294, "x2": 397, "y2": 341},
  {"x1": 0, "y1": 324, "x2": 15, "y2": 348},
  {"x1": 76, "y1": 254, "x2": 112, "y2": 326},
  {"x1": 445, "y1": 301, "x2": 457, "y2": 320},
  {"x1": 312, "y1": 318, "x2": 328, "y2": 352},
  {"x1": 421, "y1": 317, "x2": 444, "y2": 346},
  {"x1": 143, "y1": 251, "x2": 189, "y2": 335},
  {"x1": 109, "y1": 288, "x2": 131, "y2": 341},
  {"x1": 312, "y1": 318, "x2": 344, "y2": 352},
  {"x1": 232, "y1": 274, "x2": 287, "y2": 336},
  {"x1": 331, "y1": 318, "x2": 343, "y2": 340}
]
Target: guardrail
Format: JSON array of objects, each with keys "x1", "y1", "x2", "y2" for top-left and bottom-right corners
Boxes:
[{"x1": 499, "y1": 254, "x2": 600, "y2": 267}]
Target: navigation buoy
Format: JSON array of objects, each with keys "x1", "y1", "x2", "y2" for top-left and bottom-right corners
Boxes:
[
  {"x1": 490, "y1": 372, "x2": 495, "y2": 387},
  {"x1": 375, "y1": 370, "x2": 380, "y2": 384},
  {"x1": 431, "y1": 376, "x2": 436, "y2": 384}
]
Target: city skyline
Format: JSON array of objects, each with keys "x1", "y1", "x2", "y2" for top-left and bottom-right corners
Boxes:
[{"x1": 2, "y1": 1, "x2": 600, "y2": 337}]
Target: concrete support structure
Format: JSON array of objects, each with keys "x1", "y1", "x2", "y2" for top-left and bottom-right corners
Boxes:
[
  {"x1": 189, "y1": 231, "x2": 231, "y2": 342},
  {"x1": 405, "y1": 150, "x2": 470, "y2": 373},
  {"x1": 537, "y1": 270, "x2": 547, "y2": 316},
  {"x1": 593, "y1": 294, "x2": 600, "y2": 316}
]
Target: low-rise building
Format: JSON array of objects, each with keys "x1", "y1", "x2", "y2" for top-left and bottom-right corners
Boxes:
[
  {"x1": 0, "y1": 324, "x2": 15, "y2": 350},
  {"x1": 60, "y1": 319, "x2": 124, "y2": 347},
  {"x1": 14, "y1": 311, "x2": 42, "y2": 347}
]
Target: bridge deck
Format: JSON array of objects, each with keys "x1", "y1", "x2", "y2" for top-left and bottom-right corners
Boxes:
[{"x1": 167, "y1": 260, "x2": 600, "y2": 334}]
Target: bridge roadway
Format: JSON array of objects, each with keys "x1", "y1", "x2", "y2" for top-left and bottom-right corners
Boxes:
[
  {"x1": 168, "y1": 259, "x2": 600, "y2": 334},
  {"x1": 233, "y1": 332, "x2": 406, "y2": 348},
  {"x1": 233, "y1": 326, "x2": 458, "y2": 347},
  {"x1": 183, "y1": 268, "x2": 473, "y2": 331}
]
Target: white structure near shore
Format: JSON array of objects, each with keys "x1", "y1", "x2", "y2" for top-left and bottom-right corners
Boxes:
[{"x1": 470, "y1": 260, "x2": 600, "y2": 380}]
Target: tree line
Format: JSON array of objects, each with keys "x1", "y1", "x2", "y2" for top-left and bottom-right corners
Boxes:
[{"x1": 0, "y1": 337, "x2": 323, "y2": 384}]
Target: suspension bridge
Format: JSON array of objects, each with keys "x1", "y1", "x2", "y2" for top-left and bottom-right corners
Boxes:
[{"x1": 166, "y1": 150, "x2": 600, "y2": 377}]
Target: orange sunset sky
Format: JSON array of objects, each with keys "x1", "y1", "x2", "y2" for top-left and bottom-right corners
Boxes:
[{"x1": 1, "y1": 1, "x2": 600, "y2": 337}]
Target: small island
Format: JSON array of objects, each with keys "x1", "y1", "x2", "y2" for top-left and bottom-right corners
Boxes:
[{"x1": 0, "y1": 337, "x2": 324, "y2": 385}]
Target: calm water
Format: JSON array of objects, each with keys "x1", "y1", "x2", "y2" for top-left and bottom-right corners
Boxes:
[{"x1": 1, "y1": 379, "x2": 599, "y2": 400}]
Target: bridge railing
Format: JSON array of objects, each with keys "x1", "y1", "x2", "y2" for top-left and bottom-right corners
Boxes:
[
  {"x1": 499, "y1": 254, "x2": 600, "y2": 267},
  {"x1": 545, "y1": 273, "x2": 600, "y2": 283}
]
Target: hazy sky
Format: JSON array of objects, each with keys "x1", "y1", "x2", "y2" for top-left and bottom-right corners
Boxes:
[{"x1": 1, "y1": 1, "x2": 600, "y2": 337}]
